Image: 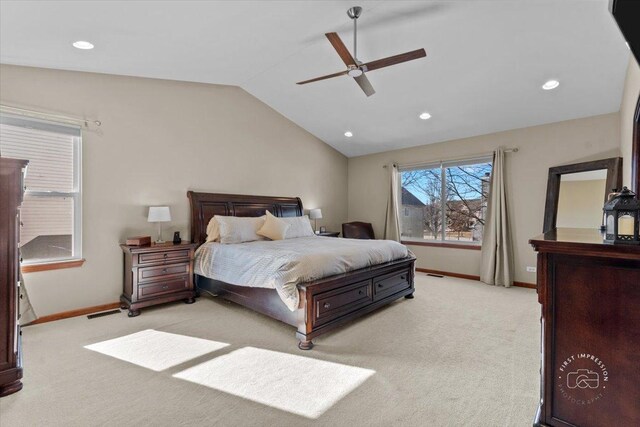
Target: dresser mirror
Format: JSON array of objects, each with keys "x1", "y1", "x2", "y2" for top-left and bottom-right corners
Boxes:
[{"x1": 543, "y1": 157, "x2": 622, "y2": 232}]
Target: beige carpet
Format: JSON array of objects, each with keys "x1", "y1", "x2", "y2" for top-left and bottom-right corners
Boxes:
[{"x1": 0, "y1": 274, "x2": 540, "y2": 426}]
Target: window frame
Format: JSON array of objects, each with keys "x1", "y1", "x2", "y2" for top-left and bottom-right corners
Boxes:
[
  {"x1": 398, "y1": 156, "x2": 493, "y2": 247},
  {"x1": 0, "y1": 113, "x2": 83, "y2": 268}
]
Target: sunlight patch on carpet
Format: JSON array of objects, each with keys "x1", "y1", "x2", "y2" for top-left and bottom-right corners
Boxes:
[
  {"x1": 173, "y1": 346, "x2": 375, "y2": 418},
  {"x1": 84, "y1": 329, "x2": 229, "y2": 371}
]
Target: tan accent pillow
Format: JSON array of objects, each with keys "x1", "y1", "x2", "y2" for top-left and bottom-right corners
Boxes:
[
  {"x1": 257, "y1": 211, "x2": 291, "y2": 241},
  {"x1": 205, "y1": 217, "x2": 220, "y2": 242}
]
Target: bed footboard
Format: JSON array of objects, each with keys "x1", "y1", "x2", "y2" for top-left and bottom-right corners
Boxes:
[
  {"x1": 196, "y1": 256, "x2": 416, "y2": 350},
  {"x1": 295, "y1": 256, "x2": 415, "y2": 349}
]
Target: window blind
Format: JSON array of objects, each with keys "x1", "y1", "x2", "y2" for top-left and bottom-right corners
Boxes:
[
  {"x1": 0, "y1": 114, "x2": 81, "y2": 263},
  {"x1": 0, "y1": 125, "x2": 75, "y2": 192}
]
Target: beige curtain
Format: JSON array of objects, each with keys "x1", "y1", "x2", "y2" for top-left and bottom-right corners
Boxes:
[
  {"x1": 480, "y1": 148, "x2": 514, "y2": 287},
  {"x1": 384, "y1": 163, "x2": 401, "y2": 241}
]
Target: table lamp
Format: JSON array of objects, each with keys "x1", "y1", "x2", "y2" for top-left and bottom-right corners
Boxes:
[
  {"x1": 148, "y1": 206, "x2": 171, "y2": 243},
  {"x1": 309, "y1": 208, "x2": 322, "y2": 233}
]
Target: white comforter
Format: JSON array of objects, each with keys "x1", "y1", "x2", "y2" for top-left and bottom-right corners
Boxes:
[{"x1": 194, "y1": 236, "x2": 409, "y2": 311}]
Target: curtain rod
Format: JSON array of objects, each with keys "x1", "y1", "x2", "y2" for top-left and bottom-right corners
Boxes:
[
  {"x1": 0, "y1": 103, "x2": 102, "y2": 127},
  {"x1": 382, "y1": 148, "x2": 518, "y2": 168}
]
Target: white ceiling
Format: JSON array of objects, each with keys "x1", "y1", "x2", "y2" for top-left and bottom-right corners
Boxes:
[{"x1": 0, "y1": 0, "x2": 630, "y2": 157}]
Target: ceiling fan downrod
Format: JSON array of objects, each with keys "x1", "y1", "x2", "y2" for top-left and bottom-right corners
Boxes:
[{"x1": 347, "y1": 6, "x2": 362, "y2": 62}]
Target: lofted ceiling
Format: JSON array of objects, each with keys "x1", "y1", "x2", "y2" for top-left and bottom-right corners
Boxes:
[{"x1": 0, "y1": 0, "x2": 630, "y2": 157}]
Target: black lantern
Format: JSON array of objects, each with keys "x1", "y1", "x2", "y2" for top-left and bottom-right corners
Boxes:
[{"x1": 603, "y1": 187, "x2": 640, "y2": 244}]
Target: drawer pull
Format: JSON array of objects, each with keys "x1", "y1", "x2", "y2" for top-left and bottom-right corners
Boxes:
[
  {"x1": 358, "y1": 290, "x2": 363, "y2": 295},
  {"x1": 163, "y1": 254, "x2": 168, "y2": 258},
  {"x1": 401, "y1": 275, "x2": 406, "y2": 280},
  {"x1": 323, "y1": 303, "x2": 331, "y2": 309},
  {"x1": 378, "y1": 283, "x2": 383, "y2": 288},
  {"x1": 162, "y1": 285, "x2": 169, "y2": 290},
  {"x1": 162, "y1": 268, "x2": 167, "y2": 273}
]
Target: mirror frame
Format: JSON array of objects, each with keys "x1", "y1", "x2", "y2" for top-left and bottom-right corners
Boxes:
[{"x1": 543, "y1": 157, "x2": 623, "y2": 232}]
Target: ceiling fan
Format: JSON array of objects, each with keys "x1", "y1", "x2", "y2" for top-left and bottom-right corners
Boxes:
[{"x1": 297, "y1": 6, "x2": 427, "y2": 97}]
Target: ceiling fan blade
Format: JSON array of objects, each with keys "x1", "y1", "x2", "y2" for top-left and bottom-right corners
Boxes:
[
  {"x1": 325, "y1": 32, "x2": 357, "y2": 66},
  {"x1": 354, "y1": 73, "x2": 376, "y2": 97},
  {"x1": 297, "y1": 70, "x2": 349, "y2": 85},
  {"x1": 362, "y1": 48, "x2": 426, "y2": 72}
]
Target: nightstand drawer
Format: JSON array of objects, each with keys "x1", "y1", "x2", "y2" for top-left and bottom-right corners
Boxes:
[
  {"x1": 138, "y1": 262, "x2": 189, "y2": 283},
  {"x1": 138, "y1": 250, "x2": 190, "y2": 265},
  {"x1": 138, "y1": 276, "x2": 190, "y2": 299}
]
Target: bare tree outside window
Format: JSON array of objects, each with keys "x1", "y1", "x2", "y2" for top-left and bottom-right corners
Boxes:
[
  {"x1": 401, "y1": 167, "x2": 441, "y2": 239},
  {"x1": 399, "y1": 159, "x2": 492, "y2": 243}
]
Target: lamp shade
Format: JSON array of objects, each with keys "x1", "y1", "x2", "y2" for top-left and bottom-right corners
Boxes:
[
  {"x1": 309, "y1": 208, "x2": 322, "y2": 220},
  {"x1": 147, "y1": 206, "x2": 171, "y2": 222}
]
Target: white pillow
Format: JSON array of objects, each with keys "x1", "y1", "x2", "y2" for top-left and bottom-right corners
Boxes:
[
  {"x1": 280, "y1": 215, "x2": 315, "y2": 239},
  {"x1": 205, "y1": 217, "x2": 220, "y2": 242},
  {"x1": 215, "y1": 215, "x2": 266, "y2": 244},
  {"x1": 257, "y1": 211, "x2": 291, "y2": 241}
]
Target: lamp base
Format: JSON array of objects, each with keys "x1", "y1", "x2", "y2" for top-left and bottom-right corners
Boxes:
[{"x1": 155, "y1": 222, "x2": 166, "y2": 244}]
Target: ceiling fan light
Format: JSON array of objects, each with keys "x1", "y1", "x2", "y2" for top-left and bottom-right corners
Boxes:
[
  {"x1": 419, "y1": 112, "x2": 432, "y2": 120},
  {"x1": 542, "y1": 80, "x2": 560, "y2": 90},
  {"x1": 344, "y1": 131, "x2": 353, "y2": 137},
  {"x1": 348, "y1": 68, "x2": 363, "y2": 78}
]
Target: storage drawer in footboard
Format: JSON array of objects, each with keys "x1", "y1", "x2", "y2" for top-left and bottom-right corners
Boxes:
[
  {"x1": 312, "y1": 280, "x2": 373, "y2": 326},
  {"x1": 373, "y1": 270, "x2": 411, "y2": 300}
]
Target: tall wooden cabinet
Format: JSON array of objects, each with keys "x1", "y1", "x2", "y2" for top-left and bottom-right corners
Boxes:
[
  {"x1": 530, "y1": 228, "x2": 640, "y2": 427},
  {"x1": 0, "y1": 157, "x2": 28, "y2": 397}
]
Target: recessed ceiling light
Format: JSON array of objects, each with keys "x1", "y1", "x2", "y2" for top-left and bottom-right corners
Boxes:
[
  {"x1": 344, "y1": 131, "x2": 353, "y2": 137},
  {"x1": 542, "y1": 80, "x2": 559, "y2": 90},
  {"x1": 72, "y1": 41, "x2": 94, "y2": 50},
  {"x1": 419, "y1": 112, "x2": 432, "y2": 120}
]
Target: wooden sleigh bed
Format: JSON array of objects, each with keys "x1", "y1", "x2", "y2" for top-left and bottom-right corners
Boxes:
[{"x1": 188, "y1": 191, "x2": 416, "y2": 350}]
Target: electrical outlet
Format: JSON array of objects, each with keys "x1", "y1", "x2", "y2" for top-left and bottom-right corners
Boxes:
[{"x1": 526, "y1": 266, "x2": 537, "y2": 273}]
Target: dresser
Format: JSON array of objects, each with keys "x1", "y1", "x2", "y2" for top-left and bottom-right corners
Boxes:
[
  {"x1": 0, "y1": 157, "x2": 28, "y2": 397},
  {"x1": 120, "y1": 242, "x2": 198, "y2": 317},
  {"x1": 530, "y1": 228, "x2": 640, "y2": 427}
]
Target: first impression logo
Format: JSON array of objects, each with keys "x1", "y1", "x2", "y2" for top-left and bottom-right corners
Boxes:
[{"x1": 557, "y1": 353, "x2": 609, "y2": 405}]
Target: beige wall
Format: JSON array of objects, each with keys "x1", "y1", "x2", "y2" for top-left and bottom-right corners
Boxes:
[
  {"x1": 348, "y1": 113, "x2": 621, "y2": 284},
  {"x1": 556, "y1": 179, "x2": 606, "y2": 229},
  {"x1": 0, "y1": 64, "x2": 348, "y2": 316},
  {"x1": 620, "y1": 56, "x2": 640, "y2": 188}
]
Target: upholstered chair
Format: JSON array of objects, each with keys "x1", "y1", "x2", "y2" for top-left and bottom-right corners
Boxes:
[{"x1": 342, "y1": 222, "x2": 375, "y2": 239}]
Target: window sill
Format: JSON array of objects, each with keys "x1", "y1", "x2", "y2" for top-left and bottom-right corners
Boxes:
[
  {"x1": 401, "y1": 240, "x2": 482, "y2": 251},
  {"x1": 21, "y1": 258, "x2": 85, "y2": 273}
]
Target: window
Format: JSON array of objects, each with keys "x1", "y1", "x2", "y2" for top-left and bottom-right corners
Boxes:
[
  {"x1": 399, "y1": 157, "x2": 492, "y2": 244},
  {"x1": 0, "y1": 114, "x2": 82, "y2": 265}
]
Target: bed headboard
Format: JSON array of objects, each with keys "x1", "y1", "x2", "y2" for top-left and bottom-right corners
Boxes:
[{"x1": 187, "y1": 191, "x2": 304, "y2": 246}]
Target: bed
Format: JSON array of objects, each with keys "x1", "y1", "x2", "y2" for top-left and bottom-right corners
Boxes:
[{"x1": 188, "y1": 191, "x2": 416, "y2": 350}]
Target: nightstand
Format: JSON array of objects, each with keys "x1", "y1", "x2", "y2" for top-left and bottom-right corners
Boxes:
[
  {"x1": 120, "y1": 241, "x2": 198, "y2": 317},
  {"x1": 317, "y1": 231, "x2": 340, "y2": 237}
]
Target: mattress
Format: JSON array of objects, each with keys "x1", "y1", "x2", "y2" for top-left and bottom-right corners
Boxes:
[{"x1": 194, "y1": 236, "x2": 409, "y2": 311}]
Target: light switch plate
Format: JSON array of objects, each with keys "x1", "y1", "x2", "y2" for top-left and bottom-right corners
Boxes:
[{"x1": 526, "y1": 266, "x2": 537, "y2": 273}]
